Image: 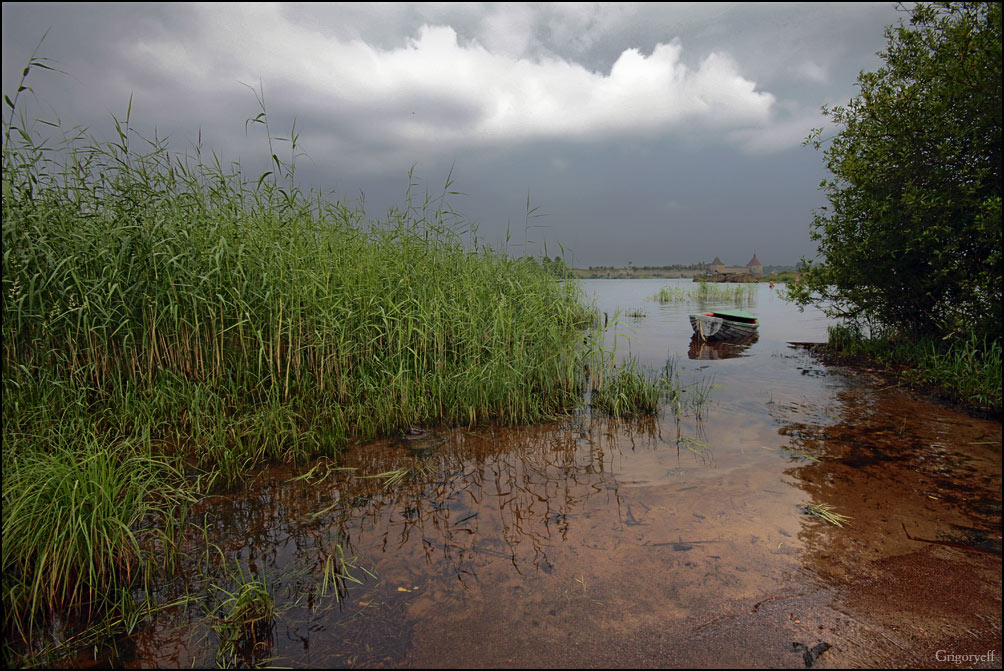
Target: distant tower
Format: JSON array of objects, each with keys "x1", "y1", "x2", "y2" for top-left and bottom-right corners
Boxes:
[
  {"x1": 710, "y1": 256, "x2": 725, "y2": 274},
  {"x1": 746, "y1": 253, "x2": 763, "y2": 275}
]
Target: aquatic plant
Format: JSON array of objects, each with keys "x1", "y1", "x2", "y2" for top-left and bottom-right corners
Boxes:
[
  {"x1": 589, "y1": 357, "x2": 680, "y2": 418},
  {"x1": 676, "y1": 435, "x2": 711, "y2": 459},
  {"x1": 693, "y1": 280, "x2": 757, "y2": 304},
  {"x1": 651, "y1": 286, "x2": 690, "y2": 303},
  {"x1": 685, "y1": 374, "x2": 719, "y2": 418},
  {"x1": 1, "y1": 48, "x2": 595, "y2": 658},
  {"x1": 803, "y1": 503, "x2": 851, "y2": 527},
  {"x1": 209, "y1": 561, "x2": 276, "y2": 668},
  {"x1": 362, "y1": 467, "x2": 413, "y2": 489},
  {"x1": 1, "y1": 437, "x2": 191, "y2": 642},
  {"x1": 651, "y1": 281, "x2": 756, "y2": 305},
  {"x1": 319, "y1": 542, "x2": 376, "y2": 605}
]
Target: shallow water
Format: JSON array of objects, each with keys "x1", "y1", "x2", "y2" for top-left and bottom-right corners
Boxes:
[{"x1": 108, "y1": 280, "x2": 1000, "y2": 668}]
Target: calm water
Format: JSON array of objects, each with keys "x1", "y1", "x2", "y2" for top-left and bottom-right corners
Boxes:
[
  {"x1": 105, "y1": 280, "x2": 1000, "y2": 668},
  {"x1": 580, "y1": 277, "x2": 833, "y2": 394}
]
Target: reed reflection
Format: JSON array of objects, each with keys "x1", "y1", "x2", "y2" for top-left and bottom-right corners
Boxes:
[{"x1": 133, "y1": 410, "x2": 712, "y2": 668}]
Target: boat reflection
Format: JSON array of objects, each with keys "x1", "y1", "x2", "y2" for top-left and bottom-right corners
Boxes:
[{"x1": 687, "y1": 333, "x2": 757, "y2": 360}]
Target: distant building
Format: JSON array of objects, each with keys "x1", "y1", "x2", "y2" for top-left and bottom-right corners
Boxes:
[{"x1": 700, "y1": 253, "x2": 763, "y2": 281}]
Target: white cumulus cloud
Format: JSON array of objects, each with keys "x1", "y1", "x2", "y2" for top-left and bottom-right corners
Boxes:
[{"x1": 129, "y1": 3, "x2": 776, "y2": 158}]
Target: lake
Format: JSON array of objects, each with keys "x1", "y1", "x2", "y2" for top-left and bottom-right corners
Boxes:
[{"x1": 114, "y1": 279, "x2": 1001, "y2": 668}]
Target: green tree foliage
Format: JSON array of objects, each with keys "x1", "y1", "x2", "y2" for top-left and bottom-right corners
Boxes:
[{"x1": 789, "y1": 2, "x2": 1001, "y2": 342}]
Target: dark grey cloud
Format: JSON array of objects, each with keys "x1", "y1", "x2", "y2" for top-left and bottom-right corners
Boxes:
[{"x1": 2, "y1": 2, "x2": 905, "y2": 267}]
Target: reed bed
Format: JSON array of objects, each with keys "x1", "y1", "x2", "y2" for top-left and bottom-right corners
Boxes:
[
  {"x1": 589, "y1": 356, "x2": 682, "y2": 419},
  {"x1": 652, "y1": 281, "x2": 756, "y2": 305},
  {"x1": 1, "y1": 74, "x2": 594, "y2": 651},
  {"x1": 2, "y1": 107, "x2": 591, "y2": 461}
]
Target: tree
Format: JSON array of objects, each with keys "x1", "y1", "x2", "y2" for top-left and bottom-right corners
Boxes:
[{"x1": 788, "y1": 2, "x2": 1001, "y2": 343}]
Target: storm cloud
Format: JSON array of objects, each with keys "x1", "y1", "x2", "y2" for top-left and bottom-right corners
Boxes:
[{"x1": 2, "y1": 2, "x2": 905, "y2": 267}]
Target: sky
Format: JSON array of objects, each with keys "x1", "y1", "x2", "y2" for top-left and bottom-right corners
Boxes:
[{"x1": 1, "y1": 2, "x2": 908, "y2": 268}]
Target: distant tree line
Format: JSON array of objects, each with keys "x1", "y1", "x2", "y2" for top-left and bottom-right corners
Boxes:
[
  {"x1": 587, "y1": 264, "x2": 700, "y2": 271},
  {"x1": 580, "y1": 263, "x2": 797, "y2": 272}
]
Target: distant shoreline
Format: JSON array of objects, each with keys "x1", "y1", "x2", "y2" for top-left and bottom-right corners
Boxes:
[
  {"x1": 569, "y1": 267, "x2": 797, "y2": 280},
  {"x1": 569, "y1": 267, "x2": 704, "y2": 279}
]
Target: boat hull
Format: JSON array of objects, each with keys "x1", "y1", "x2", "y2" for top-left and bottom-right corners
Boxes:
[{"x1": 689, "y1": 313, "x2": 759, "y2": 342}]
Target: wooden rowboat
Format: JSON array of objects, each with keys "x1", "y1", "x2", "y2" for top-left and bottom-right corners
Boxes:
[{"x1": 689, "y1": 309, "x2": 759, "y2": 342}]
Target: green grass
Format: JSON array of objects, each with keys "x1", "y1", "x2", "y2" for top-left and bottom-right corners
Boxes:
[
  {"x1": 651, "y1": 280, "x2": 756, "y2": 305},
  {"x1": 826, "y1": 324, "x2": 1002, "y2": 415},
  {"x1": 1, "y1": 60, "x2": 597, "y2": 657},
  {"x1": 684, "y1": 374, "x2": 718, "y2": 418},
  {"x1": 694, "y1": 280, "x2": 757, "y2": 304},
  {"x1": 803, "y1": 503, "x2": 851, "y2": 527},
  {"x1": 1, "y1": 91, "x2": 593, "y2": 463},
  {"x1": 652, "y1": 286, "x2": 690, "y2": 303},
  {"x1": 589, "y1": 357, "x2": 681, "y2": 419},
  {"x1": 209, "y1": 562, "x2": 276, "y2": 668},
  {"x1": 2, "y1": 436, "x2": 191, "y2": 642}
]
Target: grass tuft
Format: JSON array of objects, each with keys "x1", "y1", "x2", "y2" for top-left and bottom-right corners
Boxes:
[
  {"x1": 209, "y1": 561, "x2": 276, "y2": 668},
  {"x1": 2, "y1": 439, "x2": 190, "y2": 641},
  {"x1": 803, "y1": 503, "x2": 851, "y2": 527},
  {"x1": 590, "y1": 357, "x2": 680, "y2": 418}
]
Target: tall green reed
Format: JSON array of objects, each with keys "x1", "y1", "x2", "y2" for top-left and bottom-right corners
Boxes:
[
  {"x1": 651, "y1": 280, "x2": 756, "y2": 305},
  {"x1": 2, "y1": 63, "x2": 594, "y2": 651},
  {"x1": 2, "y1": 90, "x2": 591, "y2": 469}
]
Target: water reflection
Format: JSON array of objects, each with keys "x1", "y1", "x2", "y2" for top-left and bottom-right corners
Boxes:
[
  {"x1": 131, "y1": 413, "x2": 721, "y2": 667},
  {"x1": 308, "y1": 415, "x2": 685, "y2": 583},
  {"x1": 111, "y1": 280, "x2": 1000, "y2": 670},
  {"x1": 687, "y1": 333, "x2": 758, "y2": 360}
]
